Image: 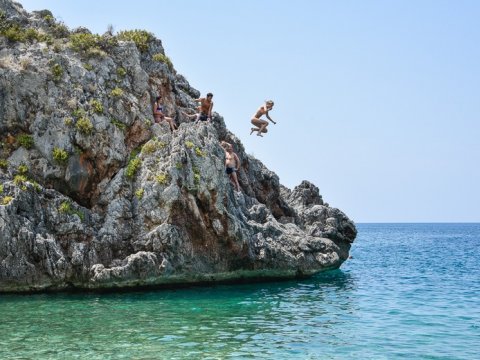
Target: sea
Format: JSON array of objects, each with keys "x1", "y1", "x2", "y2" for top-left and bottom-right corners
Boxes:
[{"x1": 0, "y1": 223, "x2": 479, "y2": 359}]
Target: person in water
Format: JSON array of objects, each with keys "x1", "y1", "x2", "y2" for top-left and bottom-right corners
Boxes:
[
  {"x1": 153, "y1": 95, "x2": 177, "y2": 132},
  {"x1": 250, "y1": 100, "x2": 276, "y2": 137},
  {"x1": 221, "y1": 141, "x2": 241, "y2": 192},
  {"x1": 193, "y1": 93, "x2": 214, "y2": 122}
]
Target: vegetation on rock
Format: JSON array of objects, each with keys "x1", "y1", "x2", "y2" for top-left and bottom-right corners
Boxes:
[
  {"x1": 52, "y1": 147, "x2": 68, "y2": 163},
  {"x1": 117, "y1": 29, "x2": 154, "y2": 53},
  {"x1": 152, "y1": 53, "x2": 173, "y2": 70},
  {"x1": 126, "y1": 157, "x2": 141, "y2": 179},
  {"x1": 17, "y1": 134, "x2": 34, "y2": 149},
  {"x1": 76, "y1": 116, "x2": 94, "y2": 134},
  {"x1": 1, "y1": 196, "x2": 13, "y2": 206}
]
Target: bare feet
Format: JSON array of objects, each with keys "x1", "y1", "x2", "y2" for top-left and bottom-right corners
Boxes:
[
  {"x1": 257, "y1": 133, "x2": 263, "y2": 137},
  {"x1": 250, "y1": 128, "x2": 257, "y2": 135}
]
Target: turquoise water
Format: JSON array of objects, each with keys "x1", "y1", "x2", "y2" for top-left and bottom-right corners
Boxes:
[{"x1": 1, "y1": 223, "x2": 479, "y2": 359}]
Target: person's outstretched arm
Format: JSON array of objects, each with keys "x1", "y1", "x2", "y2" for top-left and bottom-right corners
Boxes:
[{"x1": 266, "y1": 111, "x2": 276, "y2": 124}]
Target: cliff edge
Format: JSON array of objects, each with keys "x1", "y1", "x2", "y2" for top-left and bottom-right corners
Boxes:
[{"x1": 0, "y1": 0, "x2": 356, "y2": 293}]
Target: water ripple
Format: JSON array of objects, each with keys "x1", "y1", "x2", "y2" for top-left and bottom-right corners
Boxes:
[{"x1": 1, "y1": 224, "x2": 479, "y2": 359}]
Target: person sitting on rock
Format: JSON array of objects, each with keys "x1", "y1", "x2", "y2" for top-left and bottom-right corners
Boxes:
[
  {"x1": 250, "y1": 100, "x2": 276, "y2": 137},
  {"x1": 153, "y1": 95, "x2": 177, "y2": 132},
  {"x1": 193, "y1": 92, "x2": 214, "y2": 123},
  {"x1": 221, "y1": 141, "x2": 241, "y2": 192}
]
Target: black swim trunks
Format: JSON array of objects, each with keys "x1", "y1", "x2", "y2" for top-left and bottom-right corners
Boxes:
[
  {"x1": 199, "y1": 113, "x2": 208, "y2": 121},
  {"x1": 226, "y1": 167, "x2": 236, "y2": 175}
]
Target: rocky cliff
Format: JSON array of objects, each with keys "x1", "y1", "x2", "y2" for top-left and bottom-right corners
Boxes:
[{"x1": 0, "y1": 0, "x2": 356, "y2": 293}]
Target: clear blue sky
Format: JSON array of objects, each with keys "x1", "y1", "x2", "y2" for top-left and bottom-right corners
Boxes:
[{"x1": 18, "y1": 0, "x2": 480, "y2": 223}]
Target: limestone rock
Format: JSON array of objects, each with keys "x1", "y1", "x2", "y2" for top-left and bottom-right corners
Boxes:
[{"x1": 0, "y1": 0, "x2": 356, "y2": 292}]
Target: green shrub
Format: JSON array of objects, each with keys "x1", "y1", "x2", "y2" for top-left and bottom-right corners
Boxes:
[
  {"x1": 43, "y1": 14, "x2": 54, "y2": 25},
  {"x1": 24, "y1": 28, "x2": 41, "y2": 42},
  {"x1": 175, "y1": 162, "x2": 183, "y2": 170},
  {"x1": 17, "y1": 164, "x2": 28, "y2": 174},
  {"x1": 86, "y1": 47, "x2": 106, "y2": 58},
  {"x1": 76, "y1": 117, "x2": 94, "y2": 134},
  {"x1": 126, "y1": 157, "x2": 141, "y2": 179},
  {"x1": 0, "y1": 18, "x2": 50, "y2": 44},
  {"x1": 111, "y1": 118, "x2": 126, "y2": 130},
  {"x1": 135, "y1": 188, "x2": 144, "y2": 199},
  {"x1": 69, "y1": 33, "x2": 101, "y2": 52},
  {"x1": 152, "y1": 53, "x2": 173, "y2": 71},
  {"x1": 194, "y1": 173, "x2": 201, "y2": 186},
  {"x1": 13, "y1": 174, "x2": 27, "y2": 186},
  {"x1": 99, "y1": 34, "x2": 118, "y2": 49},
  {"x1": 155, "y1": 173, "x2": 169, "y2": 185},
  {"x1": 31, "y1": 180, "x2": 41, "y2": 193},
  {"x1": 195, "y1": 147, "x2": 206, "y2": 157},
  {"x1": 0, "y1": 159, "x2": 7, "y2": 169},
  {"x1": 72, "y1": 108, "x2": 86, "y2": 119},
  {"x1": 193, "y1": 166, "x2": 201, "y2": 186},
  {"x1": 64, "y1": 117, "x2": 73, "y2": 126},
  {"x1": 117, "y1": 29, "x2": 154, "y2": 53},
  {"x1": 116, "y1": 67, "x2": 127, "y2": 77},
  {"x1": 110, "y1": 87, "x2": 123, "y2": 97},
  {"x1": 1, "y1": 24, "x2": 26, "y2": 42},
  {"x1": 51, "y1": 22, "x2": 69, "y2": 38},
  {"x1": 1, "y1": 196, "x2": 13, "y2": 205},
  {"x1": 129, "y1": 147, "x2": 141, "y2": 160},
  {"x1": 141, "y1": 139, "x2": 166, "y2": 154},
  {"x1": 59, "y1": 201, "x2": 85, "y2": 220},
  {"x1": 89, "y1": 99, "x2": 103, "y2": 114},
  {"x1": 52, "y1": 147, "x2": 68, "y2": 163},
  {"x1": 0, "y1": 184, "x2": 3, "y2": 193},
  {"x1": 17, "y1": 134, "x2": 34, "y2": 149},
  {"x1": 51, "y1": 63, "x2": 63, "y2": 82},
  {"x1": 185, "y1": 141, "x2": 194, "y2": 149},
  {"x1": 59, "y1": 201, "x2": 71, "y2": 213},
  {"x1": 83, "y1": 63, "x2": 93, "y2": 71}
]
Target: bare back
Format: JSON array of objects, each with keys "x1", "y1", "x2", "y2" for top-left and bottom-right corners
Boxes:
[{"x1": 253, "y1": 106, "x2": 267, "y2": 119}]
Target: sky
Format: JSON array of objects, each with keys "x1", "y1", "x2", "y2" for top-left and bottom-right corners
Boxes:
[{"x1": 17, "y1": 0, "x2": 480, "y2": 223}]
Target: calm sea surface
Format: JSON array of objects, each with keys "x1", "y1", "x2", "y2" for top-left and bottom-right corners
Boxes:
[{"x1": 1, "y1": 223, "x2": 479, "y2": 359}]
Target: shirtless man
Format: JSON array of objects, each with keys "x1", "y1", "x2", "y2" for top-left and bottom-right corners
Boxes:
[
  {"x1": 153, "y1": 95, "x2": 177, "y2": 132},
  {"x1": 221, "y1": 141, "x2": 241, "y2": 192},
  {"x1": 193, "y1": 92, "x2": 214, "y2": 123},
  {"x1": 250, "y1": 100, "x2": 276, "y2": 137}
]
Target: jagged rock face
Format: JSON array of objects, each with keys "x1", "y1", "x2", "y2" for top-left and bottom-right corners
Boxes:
[{"x1": 0, "y1": 0, "x2": 356, "y2": 292}]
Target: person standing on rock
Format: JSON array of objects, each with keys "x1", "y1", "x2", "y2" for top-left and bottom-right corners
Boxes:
[
  {"x1": 193, "y1": 93, "x2": 214, "y2": 123},
  {"x1": 221, "y1": 141, "x2": 241, "y2": 192},
  {"x1": 153, "y1": 95, "x2": 177, "y2": 132},
  {"x1": 250, "y1": 100, "x2": 276, "y2": 137}
]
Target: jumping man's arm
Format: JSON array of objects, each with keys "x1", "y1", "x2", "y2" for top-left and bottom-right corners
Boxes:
[{"x1": 266, "y1": 112, "x2": 276, "y2": 124}]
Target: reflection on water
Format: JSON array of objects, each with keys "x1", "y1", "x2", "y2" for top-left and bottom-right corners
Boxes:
[{"x1": 0, "y1": 271, "x2": 358, "y2": 359}]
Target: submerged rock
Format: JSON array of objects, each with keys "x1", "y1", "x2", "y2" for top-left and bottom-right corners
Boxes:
[{"x1": 0, "y1": 0, "x2": 356, "y2": 293}]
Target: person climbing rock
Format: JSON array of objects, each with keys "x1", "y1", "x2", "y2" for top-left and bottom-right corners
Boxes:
[
  {"x1": 250, "y1": 100, "x2": 276, "y2": 137},
  {"x1": 153, "y1": 95, "x2": 177, "y2": 132},
  {"x1": 221, "y1": 141, "x2": 241, "y2": 192},
  {"x1": 193, "y1": 93, "x2": 214, "y2": 123}
]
